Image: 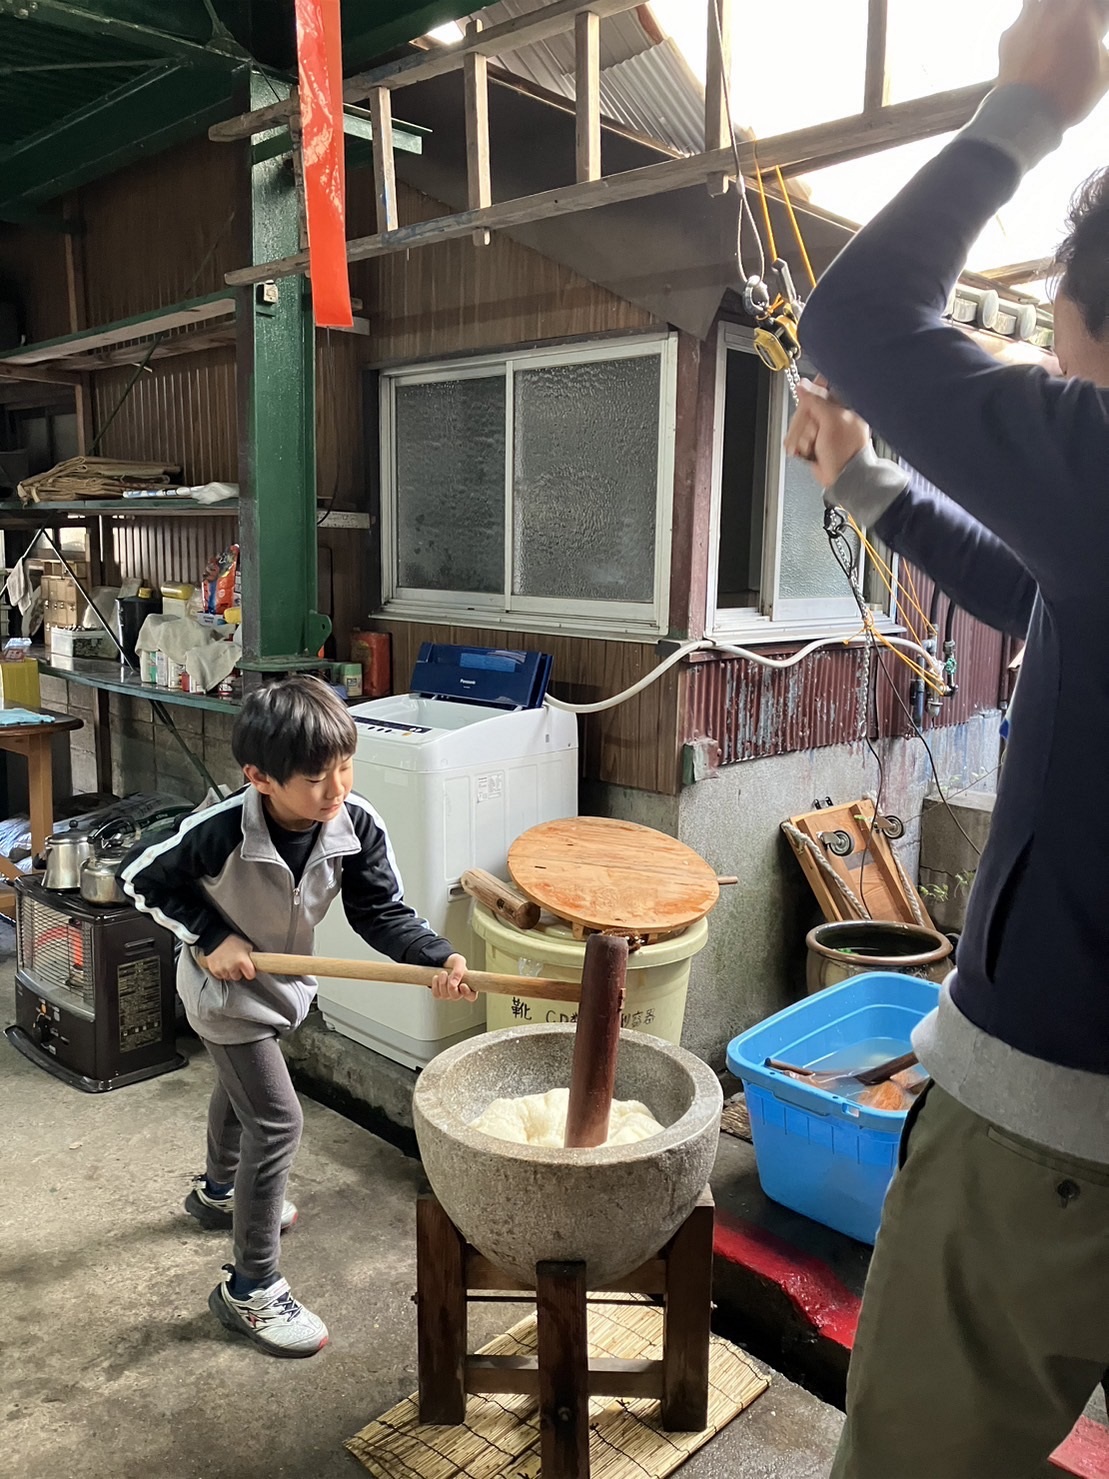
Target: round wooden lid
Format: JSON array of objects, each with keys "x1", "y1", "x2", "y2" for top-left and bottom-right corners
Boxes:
[{"x1": 508, "y1": 816, "x2": 720, "y2": 938}]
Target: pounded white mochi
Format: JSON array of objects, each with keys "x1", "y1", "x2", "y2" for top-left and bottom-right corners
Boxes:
[{"x1": 470, "y1": 1086, "x2": 665, "y2": 1147}]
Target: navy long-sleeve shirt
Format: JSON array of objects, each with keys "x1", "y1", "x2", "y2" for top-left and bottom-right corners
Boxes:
[{"x1": 800, "y1": 86, "x2": 1109, "y2": 1159}]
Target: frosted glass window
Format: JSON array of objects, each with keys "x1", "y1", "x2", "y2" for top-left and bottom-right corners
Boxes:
[
  {"x1": 777, "y1": 390, "x2": 861, "y2": 603},
  {"x1": 512, "y1": 357, "x2": 660, "y2": 602},
  {"x1": 395, "y1": 377, "x2": 505, "y2": 593}
]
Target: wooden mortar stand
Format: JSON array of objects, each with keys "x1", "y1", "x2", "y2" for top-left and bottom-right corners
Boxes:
[{"x1": 415, "y1": 935, "x2": 714, "y2": 1477}]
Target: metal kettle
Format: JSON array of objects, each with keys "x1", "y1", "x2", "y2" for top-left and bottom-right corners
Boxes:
[
  {"x1": 77, "y1": 815, "x2": 139, "y2": 907},
  {"x1": 79, "y1": 850, "x2": 129, "y2": 907},
  {"x1": 42, "y1": 823, "x2": 93, "y2": 891}
]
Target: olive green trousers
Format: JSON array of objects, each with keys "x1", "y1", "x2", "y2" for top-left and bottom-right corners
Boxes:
[{"x1": 832, "y1": 1085, "x2": 1109, "y2": 1479}]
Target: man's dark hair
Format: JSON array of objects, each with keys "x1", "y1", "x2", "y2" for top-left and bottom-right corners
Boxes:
[
  {"x1": 232, "y1": 674, "x2": 357, "y2": 784},
  {"x1": 1056, "y1": 167, "x2": 1109, "y2": 339}
]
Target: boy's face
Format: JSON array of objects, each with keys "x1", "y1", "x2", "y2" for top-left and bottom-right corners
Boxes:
[{"x1": 244, "y1": 755, "x2": 355, "y2": 830}]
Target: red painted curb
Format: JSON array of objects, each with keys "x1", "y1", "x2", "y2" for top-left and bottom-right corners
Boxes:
[{"x1": 713, "y1": 1210, "x2": 1109, "y2": 1477}]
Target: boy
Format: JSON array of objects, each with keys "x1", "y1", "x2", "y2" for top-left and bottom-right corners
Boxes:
[{"x1": 122, "y1": 675, "x2": 472, "y2": 1358}]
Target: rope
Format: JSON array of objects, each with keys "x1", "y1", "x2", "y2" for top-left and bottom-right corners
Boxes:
[
  {"x1": 775, "y1": 165, "x2": 817, "y2": 290},
  {"x1": 889, "y1": 844, "x2": 929, "y2": 928},
  {"x1": 781, "y1": 822, "x2": 868, "y2": 920},
  {"x1": 753, "y1": 159, "x2": 779, "y2": 263}
]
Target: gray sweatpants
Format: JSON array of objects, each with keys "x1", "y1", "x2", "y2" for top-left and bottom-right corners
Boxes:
[{"x1": 202, "y1": 1036, "x2": 303, "y2": 1282}]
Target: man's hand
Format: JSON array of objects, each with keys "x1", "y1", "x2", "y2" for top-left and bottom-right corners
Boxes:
[
  {"x1": 998, "y1": 0, "x2": 1109, "y2": 129},
  {"x1": 201, "y1": 934, "x2": 256, "y2": 982},
  {"x1": 430, "y1": 954, "x2": 476, "y2": 1003},
  {"x1": 785, "y1": 380, "x2": 871, "y2": 489}
]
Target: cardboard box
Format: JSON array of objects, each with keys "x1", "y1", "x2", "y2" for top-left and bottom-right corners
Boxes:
[{"x1": 48, "y1": 627, "x2": 116, "y2": 660}]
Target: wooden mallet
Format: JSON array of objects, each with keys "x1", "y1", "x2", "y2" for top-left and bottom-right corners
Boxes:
[{"x1": 563, "y1": 933, "x2": 629, "y2": 1149}]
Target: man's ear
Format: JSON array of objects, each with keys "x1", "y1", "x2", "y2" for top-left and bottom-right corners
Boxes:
[{"x1": 243, "y1": 764, "x2": 276, "y2": 795}]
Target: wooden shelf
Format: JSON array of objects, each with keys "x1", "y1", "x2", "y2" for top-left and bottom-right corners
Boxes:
[
  {"x1": 0, "y1": 498, "x2": 239, "y2": 521},
  {"x1": 0, "y1": 293, "x2": 237, "y2": 375},
  {"x1": 35, "y1": 652, "x2": 239, "y2": 715}
]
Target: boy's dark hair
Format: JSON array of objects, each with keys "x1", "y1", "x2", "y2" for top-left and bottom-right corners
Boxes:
[
  {"x1": 1056, "y1": 167, "x2": 1109, "y2": 339},
  {"x1": 232, "y1": 675, "x2": 357, "y2": 784}
]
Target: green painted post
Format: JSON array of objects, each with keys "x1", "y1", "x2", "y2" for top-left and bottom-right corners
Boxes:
[{"x1": 236, "y1": 71, "x2": 331, "y2": 670}]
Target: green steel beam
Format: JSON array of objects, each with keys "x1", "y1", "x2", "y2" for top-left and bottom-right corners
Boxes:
[
  {"x1": 0, "y1": 0, "x2": 248, "y2": 67},
  {"x1": 0, "y1": 64, "x2": 241, "y2": 209},
  {"x1": 249, "y1": 109, "x2": 426, "y2": 167},
  {"x1": 236, "y1": 72, "x2": 329, "y2": 667}
]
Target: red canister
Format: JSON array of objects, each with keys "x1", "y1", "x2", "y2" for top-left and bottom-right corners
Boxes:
[{"x1": 351, "y1": 631, "x2": 392, "y2": 699}]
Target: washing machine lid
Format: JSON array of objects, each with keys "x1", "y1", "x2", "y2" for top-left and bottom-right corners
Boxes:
[{"x1": 410, "y1": 643, "x2": 552, "y2": 710}]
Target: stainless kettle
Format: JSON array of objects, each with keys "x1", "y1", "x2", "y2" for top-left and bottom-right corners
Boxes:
[
  {"x1": 79, "y1": 851, "x2": 129, "y2": 907},
  {"x1": 42, "y1": 824, "x2": 93, "y2": 891}
]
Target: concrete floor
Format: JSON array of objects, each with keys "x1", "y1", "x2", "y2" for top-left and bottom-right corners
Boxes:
[{"x1": 0, "y1": 934, "x2": 841, "y2": 1479}]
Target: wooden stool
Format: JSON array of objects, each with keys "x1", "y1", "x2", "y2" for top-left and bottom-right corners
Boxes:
[{"x1": 416, "y1": 1187, "x2": 715, "y2": 1479}]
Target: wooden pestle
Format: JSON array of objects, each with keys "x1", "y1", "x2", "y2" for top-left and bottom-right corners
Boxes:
[
  {"x1": 563, "y1": 933, "x2": 629, "y2": 1149},
  {"x1": 460, "y1": 868, "x2": 541, "y2": 931}
]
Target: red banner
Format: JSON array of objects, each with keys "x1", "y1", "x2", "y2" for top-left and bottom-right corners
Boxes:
[{"x1": 294, "y1": 0, "x2": 353, "y2": 328}]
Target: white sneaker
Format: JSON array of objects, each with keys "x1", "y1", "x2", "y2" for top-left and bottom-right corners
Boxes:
[
  {"x1": 209, "y1": 1265, "x2": 329, "y2": 1358},
  {"x1": 185, "y1": 1177, "x2": 298, "y2": 1233}
]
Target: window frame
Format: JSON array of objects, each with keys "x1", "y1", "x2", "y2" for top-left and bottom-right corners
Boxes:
[
  {"x1": 706, "y1": 322, "x2": 898, "y2": 641},
  {"x1": 379, "y1": 331, "x2": 679, "y2": 637}
]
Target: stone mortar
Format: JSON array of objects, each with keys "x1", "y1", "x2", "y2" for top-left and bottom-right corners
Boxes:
[{"x1": 413, "y1": 1024, "x2": 723, "y2": 1288}]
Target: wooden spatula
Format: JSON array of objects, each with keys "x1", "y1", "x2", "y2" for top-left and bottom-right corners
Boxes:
[{"x1": 765, "y1": 1050, "x2": 919, "y2": 1089}]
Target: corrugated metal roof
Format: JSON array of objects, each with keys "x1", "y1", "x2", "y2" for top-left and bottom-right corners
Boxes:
[{"x1": 468, "y1": 0, "x2": 704, "y2": 154}]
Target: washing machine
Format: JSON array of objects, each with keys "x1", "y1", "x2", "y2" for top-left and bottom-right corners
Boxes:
[{"x1": 314, "y1": 644, "x2": 578, "y2": 1067}]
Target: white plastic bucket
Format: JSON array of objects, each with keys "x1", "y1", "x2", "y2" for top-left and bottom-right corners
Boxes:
[{"x1": 472, "y1": 903, "x2": 709, "y2": 1045}]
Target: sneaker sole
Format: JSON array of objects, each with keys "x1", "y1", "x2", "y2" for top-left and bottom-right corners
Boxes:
[
  {"x1": 185, "y1": 1190, "x2": 297, "y2": 1234},
  {"x1": 208, "y1": 1285, "x2": 328, "y2": 1359}
]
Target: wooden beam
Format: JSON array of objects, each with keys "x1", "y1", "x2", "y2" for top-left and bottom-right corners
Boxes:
[
  {"x1": 208, "y1": 0, "x2": 645, "y2": 141},
  {"x1": 223, "y1": 82, "x2": 990, "y2": 288},
  {"x1": 979, "y1": 256, "x2": 1054, "y2": 287},
  {"x1": 575, "y1": 10, "x2": 601, "y2": 184},
  {"x1": 464, "y1": 19, "x2": 492, "y2": 246},
  {"x1": 368, "y1": 87, "x2": 399, "y2": 233},
  {"x1": 0, "y1": 294, "x2": 236, "y2": 367},
  {"x1": 0, "y1": 363, "x2": 84, "y2": 387},
  {"x1": 705, "y1": 0, "x2": 733, "y2": 196},
  {"x1": 864, "y1": 0, "x2": 889, "y2": 114}
]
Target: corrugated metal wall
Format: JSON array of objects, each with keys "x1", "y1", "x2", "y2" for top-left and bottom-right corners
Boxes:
[
  {"x1": 104, "y1": 514, "x2": 239, "y2": 594},
  {"x1": 684, "y1": 559, "x2": 1005, "y2": 766}
]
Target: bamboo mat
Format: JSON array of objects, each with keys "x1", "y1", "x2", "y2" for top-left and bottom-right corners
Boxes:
[
  {"x1": 347, "y1": 1300, "x2": 768, "y2": 1479},
  {"x1": 721, "y1": 1093, "x2": 753, "y2": 1144}
]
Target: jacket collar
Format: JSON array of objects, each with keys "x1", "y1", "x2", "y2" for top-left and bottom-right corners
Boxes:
[{"x1": 238, "y1": 784, "x2": 362, "y2": 868}]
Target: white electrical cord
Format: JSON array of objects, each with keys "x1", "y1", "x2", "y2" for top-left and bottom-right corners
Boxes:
[{"x1": 544, "y1": 637, "x2": 944, "y2": 716}]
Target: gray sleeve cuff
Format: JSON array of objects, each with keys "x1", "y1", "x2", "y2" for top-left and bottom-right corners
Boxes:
[
  {"x1": 826, "y1": 444, "x2": 909, "y2": 525},
  {"x1": 958, "y1": 84, "x2": 1064, "y2": 176}
]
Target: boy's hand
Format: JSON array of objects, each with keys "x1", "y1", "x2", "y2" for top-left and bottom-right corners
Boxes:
[
  {"x1": 785, "y1": 380, "x2": 871, "y2": 489},
  {"x1": 202, "y1": 934, "x2": 257, "y2": 982},
  {"x1": 430, "y1": 954, "x2": 477, "y2": 1003},
  {"x1": 998, "y1": 0, "x2": 1109, "y2": 130}
]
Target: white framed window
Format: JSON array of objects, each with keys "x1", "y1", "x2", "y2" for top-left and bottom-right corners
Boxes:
[
  {"x1": 379, "y1": 332, "x2": 678, "y2": 636},
  {"x1": 706, "y1": 323, "x2": 895, "y2": 640}
]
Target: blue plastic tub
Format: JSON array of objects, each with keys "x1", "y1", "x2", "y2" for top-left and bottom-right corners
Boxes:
[{"x1": 725, "y1": 972, "x2": 940, "y2": 1245}]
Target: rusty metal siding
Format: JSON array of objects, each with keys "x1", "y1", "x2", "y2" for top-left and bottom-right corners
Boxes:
[{"x1": 686, "y1": 576, "x2": 1004, "y2": 765}]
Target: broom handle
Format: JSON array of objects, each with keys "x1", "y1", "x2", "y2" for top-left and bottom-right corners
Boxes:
[{"x1": 249, "y1": 952, "x2": 581, "y2": 1004}]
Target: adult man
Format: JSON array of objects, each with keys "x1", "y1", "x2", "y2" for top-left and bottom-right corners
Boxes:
[{"x1": 787, "y1": 2, "x2": 1109, "y2": 1474}]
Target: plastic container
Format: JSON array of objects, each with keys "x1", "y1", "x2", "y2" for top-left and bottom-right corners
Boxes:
[
  {"x1": 726, "y1": 972, "x2": 941, "y2": 1244},
  {"x1": 473, "y1": 903, "x2": 708, "y2": 1045}
]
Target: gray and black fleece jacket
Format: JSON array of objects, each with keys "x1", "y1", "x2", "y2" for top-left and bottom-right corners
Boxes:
[
  {"x1": 801, "y1": 85, "x2": 1109, "y2": 1160},
  {"x1": 121, "y1": 784, "x2": 453, "y2": 1045}
]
